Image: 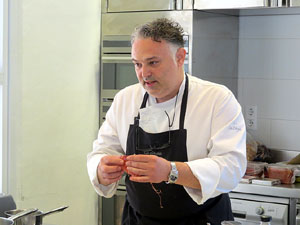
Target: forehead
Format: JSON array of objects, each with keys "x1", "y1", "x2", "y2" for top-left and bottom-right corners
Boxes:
[{"x1": 131, "y1": 38, "x2": 174, "y2": 60}]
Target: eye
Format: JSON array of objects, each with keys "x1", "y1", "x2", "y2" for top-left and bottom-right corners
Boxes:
[
  {"x1": 149, "y1": 61, "x2": 159, "y2": 65},
  {"x1": 133, "y1": 62, "x2": 142, "y2": 68}
]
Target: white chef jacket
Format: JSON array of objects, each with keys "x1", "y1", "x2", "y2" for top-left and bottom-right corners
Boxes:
[{"x1": 87, "y1": 74, "x2": 246, "y2": 205}]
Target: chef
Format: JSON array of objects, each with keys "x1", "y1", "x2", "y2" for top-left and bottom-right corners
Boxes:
[{"x1": 87, "y1": 18, "x2": 247, "y2": 225}]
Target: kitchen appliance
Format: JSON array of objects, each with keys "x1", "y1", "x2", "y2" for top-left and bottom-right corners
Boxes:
[
  {"x1": 230, "y1": 192, "x2": 291, "y2": 225},
  {"x1": 99, "y1": 176, "x2": 126, "y2": 225}
]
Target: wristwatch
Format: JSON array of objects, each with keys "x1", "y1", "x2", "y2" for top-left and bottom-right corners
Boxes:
[{"x1": 166, "y1": 162, "x2": 178, "y2": 184}]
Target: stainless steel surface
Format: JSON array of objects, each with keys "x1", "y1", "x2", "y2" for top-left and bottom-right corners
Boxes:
[
  {"x1": 106, "y1": 0, "x2": 175, "y2": 12},
  {"x1": 297, "y1": 204, "x2": 300, "y2": 225},
  {"x1": 5, "y1": 209, "x2": 41, "y2": 225},
  {"x1": 5, "y1": 206, "x2": 67, "y2": 225},
  {"x1": 288, "y1": 0, "x2": 300, "y2": 6},
  {"x1": 0, "y1": 209, "x2": 38, "y2": 225},
  {"x1": 102, "y1": 0, "x2": 193, "y2": 12},
  {"x1": 232, "y1": 183, "x2": 300, "y2": 225},
  {"x1": 35, "y1": 206, "x2": 68, "y2": 225},
  {"x1": 194, "y1": 0, "x2": 276, "y2": 9},
  {"x1": 234, "y1": 182, "x2": 300, "y2": 199},
  {"x1": 100, "y1": 188, "x2": 126, "y2": 225},
  {"x1": 230, "y1": 193, "x2": 288, "y2": 224}
]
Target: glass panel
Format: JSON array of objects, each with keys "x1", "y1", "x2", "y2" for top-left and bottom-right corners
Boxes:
[
  {"x1": 115, "y1": 64, "x2": 137, "y2": 89},
  {"x1": 103, "y1": 63, "x2": 116, "y2": 89},
  {"x1": 103, "y1": 63, "x2": 137, "y2": 90}
]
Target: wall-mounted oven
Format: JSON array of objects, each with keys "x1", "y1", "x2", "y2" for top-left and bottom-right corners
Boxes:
[{"x1": 99, "y1": 178, "x2": 126, "y2": 225}]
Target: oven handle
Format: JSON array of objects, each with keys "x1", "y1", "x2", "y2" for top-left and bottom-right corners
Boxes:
[
  {"x1": 102, "y1": 55, "x2": 132, "y2": 63},
  {"x1": 232, "y1": 210, "x2": 247, "y2": 219}
]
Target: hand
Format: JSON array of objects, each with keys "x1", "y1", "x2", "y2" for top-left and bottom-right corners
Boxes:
[
  {"x1": 125, "y1": 155, "x2": 171, "y2": 183},
  {"x1": 97, "y1": 155, "x2": 125, "y2": 186}
]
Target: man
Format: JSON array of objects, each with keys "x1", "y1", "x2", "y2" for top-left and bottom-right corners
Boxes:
[{"x1": 87, "y1": 18, "x2": 246, "y2": 225}]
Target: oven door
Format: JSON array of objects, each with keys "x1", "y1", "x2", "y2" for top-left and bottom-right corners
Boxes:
[
  {"x1": 100, "y1": 185, "x2": 126, "y2": 225},
  {"x1": 101, "y1": 54, "x2": 138, "y2": 97}
]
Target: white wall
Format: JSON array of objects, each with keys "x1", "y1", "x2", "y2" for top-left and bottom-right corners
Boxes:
[
  {"x1": 238, "y1": 14, "x2": 300, "y2": 153},
  {"x1": 8, "y1": 0, "x2": 100, "y2": 225}
]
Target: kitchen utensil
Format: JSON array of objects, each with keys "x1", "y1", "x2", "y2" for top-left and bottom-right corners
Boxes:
[
  {"x1": 5, "y1": 206, "x2": 68, "y2": 225},
  {"x1": 35, "y1": 206, "x2": 68, "y2": 225},
  {"x1": 0, "y1": 208, "x2": 37, "y2": 225},
  {"x1": 5, "y1": 209, "x2": 41, "y2": 225}
]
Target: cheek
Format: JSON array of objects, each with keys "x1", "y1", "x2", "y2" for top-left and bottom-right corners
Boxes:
[{"x1": 136, "y1": 71, "x2": 143, "y2": 82}]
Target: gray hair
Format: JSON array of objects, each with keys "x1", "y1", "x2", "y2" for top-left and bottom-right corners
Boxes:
[{"x1": 131, "y1": 18, "x2": 185, "y2": 48}]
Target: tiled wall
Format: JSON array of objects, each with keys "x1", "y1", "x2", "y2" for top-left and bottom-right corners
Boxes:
[{"x1": 238, "y1": 14, "x2": 300, "y2": 153}]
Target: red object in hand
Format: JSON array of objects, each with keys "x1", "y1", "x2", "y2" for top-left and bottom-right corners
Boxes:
[{"x1": 120, "y1": 155, "x2": 128, "y2": 173}]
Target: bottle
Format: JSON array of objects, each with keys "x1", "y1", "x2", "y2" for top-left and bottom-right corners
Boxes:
[{"x1": 260, "y1": 215, "x2": 272, "y2": 225}]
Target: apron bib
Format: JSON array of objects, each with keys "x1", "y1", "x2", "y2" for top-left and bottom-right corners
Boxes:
[{"x1": 122, "y1": 75, "x2": 233, "y2": 225}]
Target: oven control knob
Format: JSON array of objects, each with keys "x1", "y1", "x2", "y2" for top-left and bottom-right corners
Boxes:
[{"x1": 255, "y1": 207, "x2": 264, "y2": 215}]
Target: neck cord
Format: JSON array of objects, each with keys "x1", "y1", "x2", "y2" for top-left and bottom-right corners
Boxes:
[
  {"x1": 150, "y1": 92, "x2": 179, "y2": 209},
  {"x1": 164, "y1": 91, "x2": 179, "y2": 128}
]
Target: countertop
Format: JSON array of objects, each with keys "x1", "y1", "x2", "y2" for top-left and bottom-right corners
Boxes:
[{"x1": 232, "y1": 182, "x2": 300, "y2": 199}]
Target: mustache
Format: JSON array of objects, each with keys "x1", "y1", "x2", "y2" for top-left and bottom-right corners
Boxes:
[{"x1": 143, "y1": 76, "x2": 156, "y2": 82}]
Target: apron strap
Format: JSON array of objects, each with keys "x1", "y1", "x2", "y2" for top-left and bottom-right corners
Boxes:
[
  {"x1": 179, "y1": 74, "x2": 189, "y2": 129},
  {"x1": 141, "y1": 92, "x2": 149, "y2": 109}
]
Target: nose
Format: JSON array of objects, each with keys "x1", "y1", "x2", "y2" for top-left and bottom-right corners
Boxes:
[{"x1": 141, "y1": 65, "x2": 151, "y2": 79}]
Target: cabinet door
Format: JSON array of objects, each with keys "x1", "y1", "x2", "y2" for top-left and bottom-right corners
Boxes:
[
  {"x1": 107, "y1": 0, "x2": 175, "y2": 12},
  {"x1": 194, "y1": 0, "x2": 271, "y2": 9}
]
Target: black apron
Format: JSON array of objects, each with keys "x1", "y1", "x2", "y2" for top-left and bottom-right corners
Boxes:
[{"x1": 122, "y1": 75, "x2": 233, "y2": 225}]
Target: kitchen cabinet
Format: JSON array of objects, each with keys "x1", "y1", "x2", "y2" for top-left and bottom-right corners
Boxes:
[
  {"x1": 102, "y1": 0, "x2": 193, "y2": 12},
  {"x1": 194, "y1": 0, "x2": 276, "y2": 10}
]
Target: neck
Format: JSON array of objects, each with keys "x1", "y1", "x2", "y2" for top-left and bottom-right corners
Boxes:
[{"x1": 156, "y1": 71, "x2": 185, "y2": 103}]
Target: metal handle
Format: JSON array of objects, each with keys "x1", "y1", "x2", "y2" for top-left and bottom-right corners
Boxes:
[{"x1": 40, "y1": 206, "x2": 68, "y2": 217}]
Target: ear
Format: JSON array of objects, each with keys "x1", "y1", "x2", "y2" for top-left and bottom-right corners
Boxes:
[{"x1": 175, "y1": 48, "x2": 186, "y2": 67}]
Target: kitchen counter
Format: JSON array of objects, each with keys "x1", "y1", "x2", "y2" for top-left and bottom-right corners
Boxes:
[{"x1": 233, "y1": 182, "x2": 300, "y2": 199}]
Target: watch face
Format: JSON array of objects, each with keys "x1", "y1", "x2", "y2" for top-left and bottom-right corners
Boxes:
[{"x1": 170, "y1": 175, "x2": 177, "y2": 181}]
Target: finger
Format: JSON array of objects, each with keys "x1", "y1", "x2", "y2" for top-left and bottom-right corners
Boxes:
[
  {"x1": 102, "y1": 156, "x2": 124, "y2": 166},
  {"x1": 127, "y1": 166, "x2": 147, "y2": 176},
  {"x1": 126, "y1": 160, "x2": 148, "y2": 169},
  {"x1": 100, "y1": 164, "x2": 123, "y2": 174},
  {"x1": 103, "y1": 171, "x2": 124, "y2": 179},
  {"x1": 126, "y1": 154, "x2": 154, "y2": 162},
  {"x1": 129, "y1": 175, "x2": 149, "y2": 183}
]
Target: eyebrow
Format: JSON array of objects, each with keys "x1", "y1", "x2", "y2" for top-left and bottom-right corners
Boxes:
[{"x1": 132, "y1": 56, "x2": 160, "y2": 62}]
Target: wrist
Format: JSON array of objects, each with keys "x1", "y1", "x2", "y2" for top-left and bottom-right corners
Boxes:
[{"x1": 166, "y1": 162, "x2": 179, "y2": 184}]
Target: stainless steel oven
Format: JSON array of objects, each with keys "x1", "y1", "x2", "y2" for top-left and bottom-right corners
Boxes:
[
  {"x1": 99, "y1": 177, "x2": 126, "y2": 225},
  {"x1": 297, "y1": 203, "x2": 300, "y2": 225},
  {"x1": 100, "y1": 35, "x2": 189, "y2": 124},
  {"x1": 229, "y1": 192, "x2": 290, "y2": 225}
]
